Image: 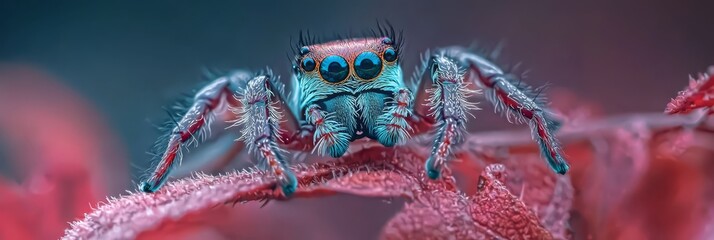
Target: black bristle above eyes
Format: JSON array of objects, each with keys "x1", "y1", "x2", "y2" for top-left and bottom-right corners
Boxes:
[
  {"x1": 289, "y1": 29, "x2": 321, "y2": 63},
  {"x1": 296, "y1": 30, "x2": 320, "y2": 50},
  {"x1": 289, "y1": 20, "x2": 404, "y2": 58},
  {"x1": 289, "y1": 30, "x2": 316, "y2": 57},
  {"x1": 372, "y1": 20, "x2": 404, "y2": 54}
]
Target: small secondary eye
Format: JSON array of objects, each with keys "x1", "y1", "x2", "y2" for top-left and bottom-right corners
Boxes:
[
  {"x1": 354, "y1": 51, "x2": 382, "y2": 80},
  {"x1": 319, "y1": 55, "x2": 349, "y2": 83},
  {"x1": 299, "y1": 46, "x2": 310, "y2": 55},
  {"x1": 301, "y1": 57, "x2": 316, "y2": 71},
  {"x1": 383, "y1": 48, "x2": 397, "y2": 62}
]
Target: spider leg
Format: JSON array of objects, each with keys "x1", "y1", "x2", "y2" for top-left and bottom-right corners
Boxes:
[
  {"x1": 141, "y1": 70, "x2": 300, "y2": 194},
  {"x1": 374, "y1": 88, "x2": 414, "y2": 147},
  {"x1": 413, "y1": 54, "x2": 480, "y2": 179},
  {"x1": 170, "y1": 133, "x2": 244, "y2": 177},
  {"x1": 440, "y1": 46, "x2": 570, "y2": 175},
  {"x1": 141, "y1": 71, "x2": 249, "y2": 193},
  {"x1": 232, "y1": 73, "x2": 298, "y2": 196},
  {"x1": 305, "y1": 104, "x2": 351, "y2": 158}
]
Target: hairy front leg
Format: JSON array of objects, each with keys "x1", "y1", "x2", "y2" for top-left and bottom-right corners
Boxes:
[
  {"x1": 141, "y1": 70, "x2": 301, "y2": 194},
  {"x1": 443, "y1": 46, "x2": 570, "y2": 174},
  {"x1": 232, "y1": 74, "x2": 298, "y2": 196},
  {"x1": 141, "y1": 71, "x2": 253, "y2": 193},
  {"x1": 374, "y1": 88, "x2": 414, "y2": 147},
  {"x1": 414, "y1": 54, "x2": 480, "y2": 179},
  {"x1": 305, "y1": 104, "x2": 351, "y2": 158}
]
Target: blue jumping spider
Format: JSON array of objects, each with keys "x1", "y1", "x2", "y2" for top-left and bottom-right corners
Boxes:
[{"x1": 140, "y1": 24, "x2": 569, "y2": 195}]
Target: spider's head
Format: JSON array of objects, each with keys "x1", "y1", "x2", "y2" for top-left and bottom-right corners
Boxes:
[{"x1": 291, "y1": 37, "x2": 403, "y2": 108}]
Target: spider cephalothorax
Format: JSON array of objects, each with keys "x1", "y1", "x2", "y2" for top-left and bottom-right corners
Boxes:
[
  {"x1": 140, "y1": 25, "x2": 570, "y2": 196},
  {"x1": 290, "y1": 37, "x2": 410, "y2": 158}
]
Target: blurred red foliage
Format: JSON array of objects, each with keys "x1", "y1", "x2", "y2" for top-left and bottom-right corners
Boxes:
[
  {"x1": 2, "y1": 65, "x2": 714, "y2": 239},
  {"x1": 0, "y1": 65, "x2": 127, "y2": 239},
  {"x1": 664, "y1": 66, "x2": 714, "y2": 115}
]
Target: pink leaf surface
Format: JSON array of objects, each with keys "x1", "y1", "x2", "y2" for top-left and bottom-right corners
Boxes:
[
  {"x1": 63, "y1": 141, "x2": 554, "y2": 240},
  {"x1": 381, "y1": 164, "x2": 552, "y2": 239},
  {"x1": 444, "y1": 151, "x2": 574, "y2": 239}
]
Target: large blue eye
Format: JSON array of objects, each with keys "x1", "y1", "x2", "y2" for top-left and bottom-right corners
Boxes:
[
  {"x1": 319, "y1": 55, "x2": 349, "y2": 83},
  {"x1": 354, "y1": 51, "x2": 382, "y2": 80}
]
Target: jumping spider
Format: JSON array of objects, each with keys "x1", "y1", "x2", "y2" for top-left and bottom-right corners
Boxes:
[{"x1": 140, "y1": 25, "x2": 570, "y2": 195}]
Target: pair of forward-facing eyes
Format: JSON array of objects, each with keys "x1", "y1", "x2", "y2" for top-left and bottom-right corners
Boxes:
[{"x1": 299, "y1": 47, "x2": 398, "y2": 84}]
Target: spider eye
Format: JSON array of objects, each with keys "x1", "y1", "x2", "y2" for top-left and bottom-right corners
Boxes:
[
  {"x1": 383, "y1": 48, "x2": 397, "y2": 62},
  {"x1": 301, "y1": 57, "x2": 316, "y2": 72},
  {"x1": 354, "y1": 51, "x2": 382, "y2": 80},
  {"x1": 299, "y1": 46, "x2": 310, "y2": 55},
  {"x1": 319, "y1": 55, "x2": 349, "y2": 83}
]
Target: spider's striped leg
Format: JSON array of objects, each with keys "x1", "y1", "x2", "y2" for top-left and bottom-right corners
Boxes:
[
  {"x1": 231, "y1": 73, "x2": 298, "y2": 196},
  {"x1": 442, "y1": 46, "x2": 570, "y2": 175},
  {"x1": 413, "y1": 54, "x2": 480, "y2": 179},
  {"x1": 141, "y1": 71, "x2": 251, "y2": 193},
  {"x1": 305, "y1": 104, "x2": 351, "y2": 158},
  {"x1": 374, "y1": 88, "x2": 414, "y2": 147},
  {"x1": 141, "y1": 70, "x2": 301, "y2": 194}
]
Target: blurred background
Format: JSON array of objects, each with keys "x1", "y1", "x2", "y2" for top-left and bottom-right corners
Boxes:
[{"x1": 1, "y1": 0, "x2": 713, "y2": 239}]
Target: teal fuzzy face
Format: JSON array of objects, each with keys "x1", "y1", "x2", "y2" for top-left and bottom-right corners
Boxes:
[{"x1": 290, "y1": 37, "x2": 406, "y2": 142}]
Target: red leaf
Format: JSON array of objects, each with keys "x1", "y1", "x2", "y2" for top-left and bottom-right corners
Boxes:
[
  {"x1": 381, "y1": 164, "x2": 551, "y2": 239},
  {"x1": 665, "y1": 67, "x2": 714, "y2": 114},
  {"x1": 63, "y1": 142, "x2": 554, "y2": 239}
]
